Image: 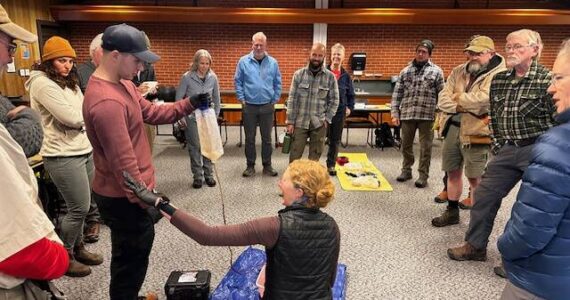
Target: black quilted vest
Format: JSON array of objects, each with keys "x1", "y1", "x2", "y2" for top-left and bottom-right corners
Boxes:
[{"x1": 263, "y1": 204, "x2": 339, "y2": 300}]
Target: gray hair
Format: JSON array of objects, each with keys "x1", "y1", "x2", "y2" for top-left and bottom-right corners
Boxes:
[
  {"x1": 252, "y1": 32, "x2": 267, "y2": 43},
  {"x1": 331, "y1": 43, "x2": 345, "y2": 54},
  {"x1": 507, "y1": 29, "x2": 543, "y2": 60},
  {"x1": 89, "y1": 33, "x2": 103, "y2": 59},
  {"x1": 557, "y1": 38, "x2": 570, "y2": 61},
  {"x1": 190, "y1": 49, "x2": 212, "y2": 72}
]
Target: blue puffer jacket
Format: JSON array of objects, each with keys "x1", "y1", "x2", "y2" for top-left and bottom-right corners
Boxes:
[{"x1": 498, "y1": 109, "x2": 570, "y2": 300}]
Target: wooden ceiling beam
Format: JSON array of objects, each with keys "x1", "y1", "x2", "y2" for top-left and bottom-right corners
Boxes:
[{"x1": 50, "y1": 5, "x2": 570, "y2": 25}]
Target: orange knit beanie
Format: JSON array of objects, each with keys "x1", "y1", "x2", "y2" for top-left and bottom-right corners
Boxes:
[{"x1": 42, "y1": 36, "x2": 76, "y2": 61}]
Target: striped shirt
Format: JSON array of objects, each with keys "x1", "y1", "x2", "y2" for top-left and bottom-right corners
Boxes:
[
  {"x1": 286, "y1": 66, "x2": 339, "y2": 129},
  {"x1": 489, "y1": 59, "x2": 556, "y2": 151},
  {"x1": 391, "y1": 60, "x2": 444, "y2": 121}
]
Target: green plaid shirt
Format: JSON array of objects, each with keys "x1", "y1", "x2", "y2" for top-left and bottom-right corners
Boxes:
[
  {"x1": 286, "y1": 66, "x2": 339, "y2": 129},
  {"x1": 489, "y1": 59, "x2": 556, "y2": 152}
]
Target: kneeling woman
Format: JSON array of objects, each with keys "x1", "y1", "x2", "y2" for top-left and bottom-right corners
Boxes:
[{"x1": 124, "y1": 159, "x2": 340, "y2": 299}]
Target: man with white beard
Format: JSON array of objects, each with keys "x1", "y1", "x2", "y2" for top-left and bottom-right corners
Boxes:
[
  {"x1": 446, "y1": 30, "x2": 556, "y2": 276},
  {"x1": 432, "y1": 35, "x2": 505, "y2": 227}
]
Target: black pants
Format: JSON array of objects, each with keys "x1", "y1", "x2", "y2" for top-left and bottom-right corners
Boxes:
[
  {"x1": 326, "y1": 109, "x2": 346, "y2": 168},
  {"x1": 93, "y1": 192, "x2": 155, "y2": 300}
]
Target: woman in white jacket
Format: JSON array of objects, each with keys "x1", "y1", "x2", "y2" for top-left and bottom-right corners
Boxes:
[{"x1": 26, "y1": 36, "x2": 102, "y2": 277}]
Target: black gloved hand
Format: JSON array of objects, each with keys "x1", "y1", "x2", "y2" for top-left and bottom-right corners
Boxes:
[
  {"x1": 122, "y1": 171, "x2": 161, "y2": 207},
  {"x1": 189, "y1": 93, "x2": 211, "y2": 110}
]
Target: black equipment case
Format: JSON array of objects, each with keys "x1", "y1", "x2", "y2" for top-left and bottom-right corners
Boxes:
[{"x1": 164, "y1": 270, "x2": 211, "y2": 300}]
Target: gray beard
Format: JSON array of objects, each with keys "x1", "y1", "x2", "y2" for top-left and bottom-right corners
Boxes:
[{"x1": 467, "y1": 62, "x2": 483, "y2": 74}]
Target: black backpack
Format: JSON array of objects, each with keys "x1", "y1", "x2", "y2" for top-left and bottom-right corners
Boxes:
[
  {"x1": 375, "y1": 122, "x2": 395, "y2": 148},
  {"x1": 172, "y1": 121, "x2": 187, "y2": 147}
]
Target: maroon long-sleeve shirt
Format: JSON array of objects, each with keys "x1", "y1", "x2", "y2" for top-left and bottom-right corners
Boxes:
[{"x1": 83, "y1": 76, "x2": 194, "y2": 202}]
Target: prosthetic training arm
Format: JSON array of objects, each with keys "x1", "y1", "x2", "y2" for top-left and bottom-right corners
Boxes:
[{"x1": 122, "y1": 171, "x2": 177, "y2": 217}]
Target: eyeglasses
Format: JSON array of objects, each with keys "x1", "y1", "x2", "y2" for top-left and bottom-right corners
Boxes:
[
  {"x1": 0, "y1": 39, "x2": 17, "y2": 55},
  {"x1": 551, "y1": 73, "x2": 570, "y2": 87},
  {"x1": 504, "y1": 44, "x2": 530, "y2": 52}
]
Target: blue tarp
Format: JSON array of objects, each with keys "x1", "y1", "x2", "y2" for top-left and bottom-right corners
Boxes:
[{"x1": 210, "y1": 247, "x2": 347, "y2": 300}]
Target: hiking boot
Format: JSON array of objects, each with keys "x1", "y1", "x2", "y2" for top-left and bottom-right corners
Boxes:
[
  {"x1": 328, "y1": 166, "x2": 337, "y2": 176},
  {"x1": 205, "y1": 177, "x2": 216, "y2": 187},
  {"x1": 192, "y1": 179, "x2": 203, "y2": 189},
  {"x1": 83, "y1": 222, "x2": 100, "y2": 244},
  {"x1": 459, "y1": 196, "x2": 473, "y2": 209},
  {"x1": 434, "y1": 190, "x2": 448, "y2": 203},
  {"x1": 66, "y1": 251, "x2": 91, "y2": 277},
  {"x1": 242, "y1": 167, "x2": 255, "y2": 177},
  {"x1": 263, "y1": 166, "x2": 278, "y2": 177},
  {"x1": 414, "y1": 176, "x2": 428, "y2": 188},
  {"x1": 74, "y1": 243, "x2": 103, "y2": 266},
  {"x1": 396, "y1": 171, "x2": 412, "y2": 182},
  {"x1": 447, "y1": 242, "x2": 487, "y2": 261},
  {"x1": 431, "y1": 207, "x2": 459, "y2": 227},
  {"x1": 494, "y1": 265, "x2": 507, "y2": 278}
]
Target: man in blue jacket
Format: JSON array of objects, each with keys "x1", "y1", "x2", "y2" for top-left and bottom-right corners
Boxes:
[
  {"x1": 497, "y1": 38, "x2": 570, "y2": 300},
  {"x1": 234, "y1": 32, "x2": 282, "y2": 178}
]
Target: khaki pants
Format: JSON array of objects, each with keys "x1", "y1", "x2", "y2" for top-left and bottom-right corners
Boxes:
[
  {"x1": 400, "y1": 120, "x2": 434, "y2": 178},
  {"x1": 289, "y1": 123, "x2": 327, "y2": 163}
]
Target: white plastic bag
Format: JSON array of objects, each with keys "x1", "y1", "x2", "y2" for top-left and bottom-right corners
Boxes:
[{"x1": 195, "y1": 108, "x2": 224, "y2": 162}]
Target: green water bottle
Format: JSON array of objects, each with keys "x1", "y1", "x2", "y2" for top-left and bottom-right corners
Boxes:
[{"x1": 282, "y1": 133, "x2": 291, "y2": 154}]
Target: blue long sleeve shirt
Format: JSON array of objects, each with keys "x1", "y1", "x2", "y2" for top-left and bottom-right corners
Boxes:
[{"x1": 234, "y1": 52, "x2": 282, "y2": 105}]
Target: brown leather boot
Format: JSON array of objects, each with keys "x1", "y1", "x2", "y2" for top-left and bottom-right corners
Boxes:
[
  {"x1": 74, "y1": 243, "x2": 103, "y2": 266},
  {"x1": 447, "y1": 242, "x2": 487, "y2": 261},
  {"x1": 66, "y1": 251, "x2": 91, "y2": 277},
  {"x1": 83, "y1": 222, "x2": 100, "y2": 243},
  {"x1": 434, "y1": 190, "x2": 448, "y2": 203}
]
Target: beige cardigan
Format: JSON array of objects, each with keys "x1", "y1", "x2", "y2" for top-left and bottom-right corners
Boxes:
[{"x1": 26, "y1": 71, "x2": 92, "y2": 157}]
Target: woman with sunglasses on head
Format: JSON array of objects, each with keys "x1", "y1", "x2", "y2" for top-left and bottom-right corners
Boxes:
[{"x1": 26, "y1": 36, "x2": 102, "y2": 278}]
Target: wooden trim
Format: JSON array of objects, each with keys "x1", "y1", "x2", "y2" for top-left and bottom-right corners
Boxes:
[{"x1": 49, "y1": 5, "x2": 570, "y2": 25}]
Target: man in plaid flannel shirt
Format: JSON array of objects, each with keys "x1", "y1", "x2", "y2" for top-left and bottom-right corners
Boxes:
[
  {"x1": 286, "y1": 42, "x2": 339, "y2": 162},
  {"x1": 447, "y1": 29, "x2": 557, "y2": 271},
  {"x1": 391, "y1": 39, "x2": 444, "y2": 188}
]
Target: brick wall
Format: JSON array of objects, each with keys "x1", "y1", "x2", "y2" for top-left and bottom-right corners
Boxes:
[
  {"x1": 67, "y1": 22, "x2": 568, "y2": 90},
  {"x1": 328, "y1": 24, "x2": 568, "y2": 77},
  {"x1": 67, "y1": 23, "x2": 313, "y2": 89}
]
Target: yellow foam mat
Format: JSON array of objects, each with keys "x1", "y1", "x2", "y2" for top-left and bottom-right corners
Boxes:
[{"x1": 335, "y1": 153, "x2": 393, "y2": 192}]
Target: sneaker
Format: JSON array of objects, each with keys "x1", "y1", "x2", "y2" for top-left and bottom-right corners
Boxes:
[
  {"x1": 74, "y1": 244, "x2": 103, "y2": 266},
  {"x1": 192, "y1": 179, "x2": 203, "y2": 189},
  {"x1": 205, "y1": 177, "x2": 216, "y2": 187},
  {"x1": 431, "y1": 207, "x2": 459, "y2": 227},
  {"x1": 447, "y1": 242, "x2": 487, "y2": 261},
  {"x1": 263, "y1": 166, "x2": 278, "y2": 177},
  {"x1": 459, "y1": 197, "x2": 473, "y2": 209},
  {"x1": 328, "y1": 166, "x2": 337, "y2": 176},
  {"x1": 494, "y1": 265, "x2": 507, "y2": 278},
  {"x1": 242, "y1": 167, "x2": 255, "y2": 177},
  {"x1": 414, "y1": 176, "x2": 428, "y2": 188},
  {"x1": 83, "y1": 222, "x2": 100, "y2": 244},
  {"x1": 434, "y1": 190, "x2": 448, "y2": 203},
  {"x1": 396, "y1": 171, "x2": 412, "y2": 182}
]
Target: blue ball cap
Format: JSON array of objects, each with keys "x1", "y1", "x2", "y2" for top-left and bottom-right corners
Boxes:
[{"x1": 102, "y1": 23, "x2": 159, "y2": 63}]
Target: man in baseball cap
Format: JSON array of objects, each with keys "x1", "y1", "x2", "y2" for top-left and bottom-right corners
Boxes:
[
  {"x1": 83, "y1": 23, "x2": 209, "y2": 299},
  {"x1": 0, "y1": 4, "x2": 37, "y2": 69}
]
